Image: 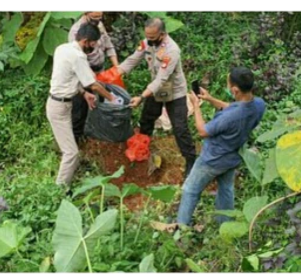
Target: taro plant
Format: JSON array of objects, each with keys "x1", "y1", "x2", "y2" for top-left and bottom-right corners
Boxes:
[
  {"x1": 73, "y1": 166, "x2": 125, "y2": 215},
  {"x1": 134, "y1": 185, "x2": 177, "y2": 243},
  {"x1": 139, "y1": 253, "x2": 157, "y2": 273},
  {"x1": 0, "y1": 220, "x2": 31, "y2": 259},
  {"x1": 209, "y1": 196, "x2": 269, "y2": 243},
  {"x1": 73, "y1": 167, "x2": 177, "y2": 250},
  {"x1": 239, "y1": 109, "x2": 301, "y2": 251},
  {"x1": 0, "y1": 12, "x2": 82, "y2": 75},
  {"x1": 242, "y1": 241, "x2": 284, "y2": 272},
  {"x1": 52, "y1": 200, "x2": 117, "y2": 272},
  {"x1": 72, "y1": 166, "x2": 140, "y2": 250},
  {"x1": 235, "y1": 109, "x2": 301, "y2": 272},
  {"x1": 100, "y1": 182, "x2": 141, "y2": 250}
]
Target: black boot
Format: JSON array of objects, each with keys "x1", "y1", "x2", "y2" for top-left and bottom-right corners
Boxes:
[{"x1": 185, "y1": 156, "x2": 196, "y2": 179}]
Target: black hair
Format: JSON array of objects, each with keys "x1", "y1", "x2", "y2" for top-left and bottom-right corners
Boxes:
[
  {"x1": 144, "y1": 17, "x2": 166, "y2": 33},
  {"x1": 229, "y1": 66, "x2": 254, "y2": 93},
  {"x1": 75, "y1": 23, "x2": 101, "y2": 42}
]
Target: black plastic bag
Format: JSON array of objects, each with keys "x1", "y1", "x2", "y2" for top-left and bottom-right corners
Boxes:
[{"x1": 84, "y1": 84, "x2": 134, "y2": 142}]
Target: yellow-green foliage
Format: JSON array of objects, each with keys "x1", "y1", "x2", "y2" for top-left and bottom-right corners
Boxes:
[
  {"x1": 15, "y1": 12, "x2": 46, "y2": 50},
  {"x1": 276, "y1": 131, "x2": 301, "y2": 192}
]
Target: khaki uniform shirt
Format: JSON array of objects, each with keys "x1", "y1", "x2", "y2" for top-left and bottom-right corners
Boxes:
[
  {"x1": 68, "y1": 17, "x2": 117, "y2": 68},
  {"x1": 119, "y1": 35, "x2": 187, "y2": 100},
  {"x1": 50, "y1": 42, "x2": 95, "y2": 98}
]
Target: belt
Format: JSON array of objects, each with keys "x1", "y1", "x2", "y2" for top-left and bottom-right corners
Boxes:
[{"x1": 49, "y1": 94, "x2": 72, "y2": 102}]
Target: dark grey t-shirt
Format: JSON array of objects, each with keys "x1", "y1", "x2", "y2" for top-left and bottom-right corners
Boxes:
[{"x1": 202, "y1": 97, "x2": 265, "y2": 169}]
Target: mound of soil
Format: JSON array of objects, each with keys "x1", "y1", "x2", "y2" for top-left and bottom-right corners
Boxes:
[
  {"x1": 80, "y1": 136, "x2": 217, "y2": 210},
  {"x1": 81, "y1": 136, "x2": 186, "y2": 187}
]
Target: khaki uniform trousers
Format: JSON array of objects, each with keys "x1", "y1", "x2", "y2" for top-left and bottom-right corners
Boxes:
[{"x1": 46, "y1": 97, "x2": 79, "y2": 185}]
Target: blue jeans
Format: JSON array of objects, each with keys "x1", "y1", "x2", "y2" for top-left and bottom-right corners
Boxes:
[{"x1": 177, "y1": 156, "x2": 236, "y2": 225}]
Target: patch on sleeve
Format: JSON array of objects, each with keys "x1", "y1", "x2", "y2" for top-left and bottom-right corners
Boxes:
[
  {"x1": 161, "y1": 56, "x2": 171, "y2": 69},
  {"x1": 137, "y1": 40, "x2": 146, "y2": 51}
]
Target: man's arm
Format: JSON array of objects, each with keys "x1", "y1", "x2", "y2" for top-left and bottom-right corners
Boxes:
[
  {"x1": 89, "y1": 82, "x2": 113, "y2": 101},
  {"x1": 109, "y1": 55, "x2": 119, "y2": 67},
  {"x1": 73, "y1": 55, "x2": 114, "y2": 108},
  {"x1": 118, "y1": 41, "x2": 145, "y2": 75},
  {"x1": 190, "y1": 92, "x2": 209, "y2": 138},
  {"x1": 200, "y1": 87, "x2": 229, "y2": 110}
]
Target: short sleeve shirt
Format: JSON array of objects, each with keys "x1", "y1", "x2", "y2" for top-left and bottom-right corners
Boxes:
[
  {"x1": 201, "y1": 97, "x2": 266, "y2": 169},
  {"x1": 50, "y1": 42, "x2": 95, "y2": 98}
]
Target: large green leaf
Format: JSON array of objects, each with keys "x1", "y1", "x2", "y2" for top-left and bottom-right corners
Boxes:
[
  {"x1": 239, "y1": 146, "x2": 262, "y2": 183},
  {"x1": 52, "y1": 200, "x2": 117, "y2": 272},
  {"x1": 257, "y1": 110, "x2": 301, "y2": 143},
  {"x1": 209, "y1": 209, "x2": 244, "y2": 219},
  {"x1": 73, "y1": 166, "x2": 124, "y2": 198},
  {"x1": 0, "y1": 221, "x2": 31, "y2": 258},
  {"x1": 256, "y1": 126, "x2": 296, "y2": 143},
  {"x1": 257, "y1": 248, "x2": 283, "y2": 258},
  {"x1": 85, "y1": 209, "x2": 117, "y2": 247},
  {"x1": 242, "y1": 254, "x2": 259, "y2": 272},
  {"x1": 19, "y1": 36, "x2": 40, "y2": 64},
  {"x1": 37, "y1": 12, "x2": 52, "y2": 37},
  {"x1": 23, "y1": 42, "x2": 48, "y2": 75},
  {"x1": 243, "y1": 196, "x2": 268, "y2": 222},
  {"x1": 165, "y1": 17, "x2": 184, "y2": 33},
  {"x1": 185, "y1": 258, "x2": 205, "y2": 273},
  {"x1": 143, "y1": 12, "x2": 167, "y2": 18},
  {"x1": 100, "y1": 166, "x2": 125, "y2": 184},
  {"x1": 147, "y1": 185, "x2": 176, "y2": 202},
  {"x1": 43, "y1": 26, "x2": 68, "y2": 56},
  {"x1": 104, "y1": 184, "x2": 121, "y2": 198},
  {"x1": 139, "y1": 253, "x2": 157, "y2": 272},
  {"x1": 121, "y1": 183, "x2": 141, "y2": 198},
  {"x1": 276, "y1": 131, "x2": 301, "y2": 192},
  {"x1": 52, "y1": 200, "x2": 85, "y2": 272},
  {"x1": 50, "y1": 18, "x2": 73, "y2": 29},
  {"x1": 262, "y1": 148, "x2": 279, "y2": 186},
  {"x1": 219, "y1": 221, "x2": 248, "y2": 243},
  {"x1": 51, "y1": 12, "x2": 82, "y2": 20},
  {"x1": 19, "y1": 12, "x2": 51, "y2": 64},
  {"x1": 2, "y1": 12, "x2": 23, "y2": 44}
]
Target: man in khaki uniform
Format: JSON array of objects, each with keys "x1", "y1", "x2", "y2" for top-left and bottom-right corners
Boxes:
[
  {"x1": 118, "y1": 18, "x2": 196, "y2": 177},
  {"x1": 47, "y1": 23, "x2": 114, "y2": 186},
  {"x1": 69, "y1": 12, "x2": 119, "y2": 143}
]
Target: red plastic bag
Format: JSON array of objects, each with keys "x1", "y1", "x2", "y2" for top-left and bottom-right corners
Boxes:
[
  {"x1": 96, "y1": 66, "x2": 125, "y2": 89},
  {"x1": 127, "y1": 133, "x2": 150, "y2": 148},
  {"x1": 125, "y1": 134, "x2": 151, "y2": 162}
]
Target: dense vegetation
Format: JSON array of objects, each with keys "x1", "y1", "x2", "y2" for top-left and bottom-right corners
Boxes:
[{"x1": 1, "y1": 12, "x2": 301, "y2": 272}]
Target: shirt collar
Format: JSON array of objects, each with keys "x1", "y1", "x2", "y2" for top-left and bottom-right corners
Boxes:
[{"x1": 72, "y1": 41, "x2": 83, "y2": 51}]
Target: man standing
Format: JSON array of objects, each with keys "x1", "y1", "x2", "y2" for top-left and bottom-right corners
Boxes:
[
  {"x1": 177, "y1": 67, "x2": 266, "y2": 225},
  {"x1": 118, "y1": 18, "x2": 196, "y2": 177},
  {"x1": 46, "y1": 23, "x2": 114, "y2": 186},
  {"x1": 69, "y1": 12, "x2": 119, "y2": 143}
]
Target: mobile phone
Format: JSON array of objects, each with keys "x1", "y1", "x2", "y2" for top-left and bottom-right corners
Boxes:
[{"x1": 191, "y1": 80, "x2": 201, "y2": 95}]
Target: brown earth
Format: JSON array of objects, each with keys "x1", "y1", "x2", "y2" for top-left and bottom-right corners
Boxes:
[{"x1": 80, "y1": 136, "x2": 218, "y2": 210}]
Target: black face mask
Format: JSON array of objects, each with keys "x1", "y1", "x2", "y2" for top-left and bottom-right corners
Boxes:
[
  {"x1": 147, "y1": 37, "x2": 162, "y2": 47},
  {"x1": 83, "y1": 45, "x2": 95, "y2": 54}
]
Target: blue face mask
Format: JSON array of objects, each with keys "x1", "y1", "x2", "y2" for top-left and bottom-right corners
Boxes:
[{"x1": 225, "y1": 88, "x2": 235, "y2": 99}]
